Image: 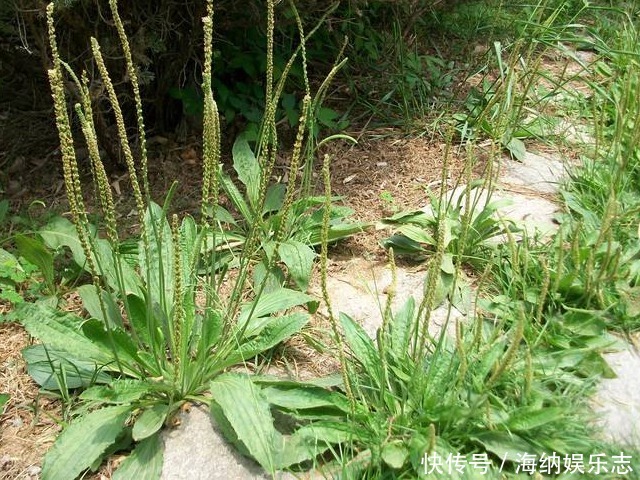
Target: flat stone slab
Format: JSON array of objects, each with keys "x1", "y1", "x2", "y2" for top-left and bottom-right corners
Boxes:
[
  {"x1": 161, "y1": 406, "x2": 328, "y2": 480},
  {"x1": 500, "y1": 151, "x2": 565, "y2": 194},
  {"x1": 593, "y1": 345, "x2": 640, "y2": 446},
  {"x1": 315, "y1": 258, "x2": 467, "y2": 340},
  {"x1": 493, "y1": 191, "x2": 560, "y2": 239},
  {"x1": 161, "y1": 405, "x2": 269, "y2": 480}
]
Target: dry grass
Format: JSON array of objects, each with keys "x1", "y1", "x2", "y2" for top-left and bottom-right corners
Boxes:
[{"x1": 0, "y1": 322, "x2": 60, "y2": 480}]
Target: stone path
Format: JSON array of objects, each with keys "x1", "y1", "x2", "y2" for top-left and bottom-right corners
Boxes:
[
  {"x1": 592, "y1": 345, "x2": 640, "y2": 446},
  {"x1": 160, "y1": 151, "x2": 639, "y2": 479}
]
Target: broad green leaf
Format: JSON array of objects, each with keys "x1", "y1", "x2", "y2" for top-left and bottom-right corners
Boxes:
[
  {"x1": 93, "y1": 238, "x2": 141, "y2": 295},
  {"x1": 397, "y1": 224, "x2": 435, "y2": 246},
  {"x1": 440, "y1": 253, "x2": 455, "y2": 275},
  {"x1": 20, "y1": 303, "x2": 113, "y2": 365},
  {"x1": 36, "y1": 295, "x2": 58, "y2": 309},
  {"x1": 214, "y1": 205, "x2": 237, "y2": 225},
  {"x1": 132, "y1": 403, "x2": 169, "y2": 441},
  {"x1": 195, "y1": 308, "x2": 223, "y2": 356},
  {"x1": 305, "y1": 222, "x2": 369, "y2": 247},
  {"x1": 179, "y1": 215, "x2": 199, "y2": 279},
  {"x1": 261, "y1": 385, "x2": 350, "y2": 412},
  {"x1": 506, "y1": 407, "x2": 566, "y2": 432},
  {"x1": 278, "y1": 241, "x2": 316, "y2": 291},
  {"x1": 471, "y1": 431, "x2": 533, "y2": 462},
  {"x1": 0, "y1": 393, "x2": 8, "y2": 413},
  {"x1": 15, "y1": 234, "x2": 54, "y2": 289},
  {"x1": 442, "y1": 216, "x2": 455, "y2": 249},
  {"x1": 210, "y1": 373, "x2": 281, "y2": 473},
  {"x1": 223, "y1": 312, "x2": 309, "y2": 368},
  {"x1": 391, "y1": 297, "x2": 415, "y2": 355},
  {"x1": 237, "y1": 288, "x2": 311, "y2": 332},
  {"x1": 82, "y1": 319, "x2": 144, "y2": 373},
  {"x1": 252, "y1": 374, "x2": 344, "y2": 390},
  {"x1": 263, "y1": 183, "x2": 285, "y2": 214},
  {"x1": 40, "y1": 217, "x2": 140, "y2": 295},
  {"x1": 0, "y1": 279, "x2": 23, "y2": 304},
  {"x1": 77, "y1": 285, "x2": 123, "y2": 329},
  {"x1": 22, "y1": 344, "x2": 112, "y2": 390},
  {"x1": 504, "y1": 136, "x2": 526, "y2": 161},
  {"x1": 473, "y1": 199, "x2": 511, "y2": 225},
  {"x1": 219, "y1": 174, "x2": 253, "y2": 224},
  {"x1": 125, "y1": 294, "x2": 151, "y2": 347},
  {"x1": 383, "y1": 210, "x2": 432, "y2": 226},
  {"x1": 276, "y1": 422, "x2": 352, "y2": 469},
  {"x1": 432, "y1": 270, "x2": 453, "y2": 310},
  {"x1": 449, "y1": 275, "x2": 472, "y2": 314},
  {"x1": 81, "y1": 379, "x2": 153, "y2": 404},
  {"x1": 40, "y1": 216, "x2": 89, "y2": 267},
  {"x1": 381, "y1": 441, "x2": 409, "y2": 469},
  {"x1": 477, "y1": 340, "x2": 507, "y2": 383},
  {"x1": 232, "y1": 135, "x2": 261, "y2": 208},
  {"x1": 112, "y1": 433, "x2": 163, "y2": 480},
  {"x1": 0, "y1": 248, "x2": 26, "y2": 282},
  {"x1": 380, "y1": 234, "x2": 426, "y2": 255},
  {"x1": 576, "y1": 351, "x2": 616, "y2": 379},
  {"x1": 317, "y1": 106, "x2": 340, "y2": 126},
  {"x1": 253, "y1": 261, "x2": 286, "y2": 294},
  {"x1": 41, "y1": 405, "x2": 131, "y2": 480}
]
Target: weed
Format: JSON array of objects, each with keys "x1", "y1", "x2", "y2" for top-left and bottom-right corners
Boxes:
[
  {"x1": 310, "y1": 247, "x2": 608, "y2": 477},
  {"x1": 558, "y1": 4, "x2": 640, "y2": 330},
  {"x1": 311, "y1": 3, "x2": 640, "y2": 477},
  {"x1": 215, "y1": 133, "x2": 368, "y2": 291},
  {"x1": 18, "y1": 1, "x2": 360, "y2": 478},
  {"x1": 0, "y1": 247, "x2": 37, "y2": 306},
  {"x1": 381, "y1": 181, "x2": 518, "y2": 270}
]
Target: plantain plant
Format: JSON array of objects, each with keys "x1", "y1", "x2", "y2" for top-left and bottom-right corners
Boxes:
[
  {"x1": 21, "y1": 1, "x2": 357, "y2": 478},
  {"x1": 380, "y1": 181, "x2": 519, "y2": 270},
  {"x1": 213, "y1": 131, "x2": 368, "y2": 292}
]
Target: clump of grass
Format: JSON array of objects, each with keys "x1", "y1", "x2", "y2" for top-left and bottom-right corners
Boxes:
[{"x1": 557, "y1": 5, "x2": 640, "y2": 331}]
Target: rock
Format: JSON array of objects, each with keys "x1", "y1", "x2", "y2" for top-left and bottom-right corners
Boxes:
[
  {"x1": 423, "y1": 184, "x2": 561, "y2": 241},
  {"x1": 161, "y1": 405, "x2": 327, "y2": 479},
  {"x1": 500, "y1": 151, "x2": 565, "y2": 194},
  {"x1": 593, "y1": 345, "x2": 640, "y2": 446},
  {"x1": 161, "y1": 406, "x2": 268, "y2": 480},
  {"x1": 316, "y1": 258, "x2": 465, "y2": 340}
]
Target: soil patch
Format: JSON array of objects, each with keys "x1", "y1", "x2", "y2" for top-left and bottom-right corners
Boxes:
[{"x1": 0, "y1": 322, "x2": 59, "y2": 480}]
